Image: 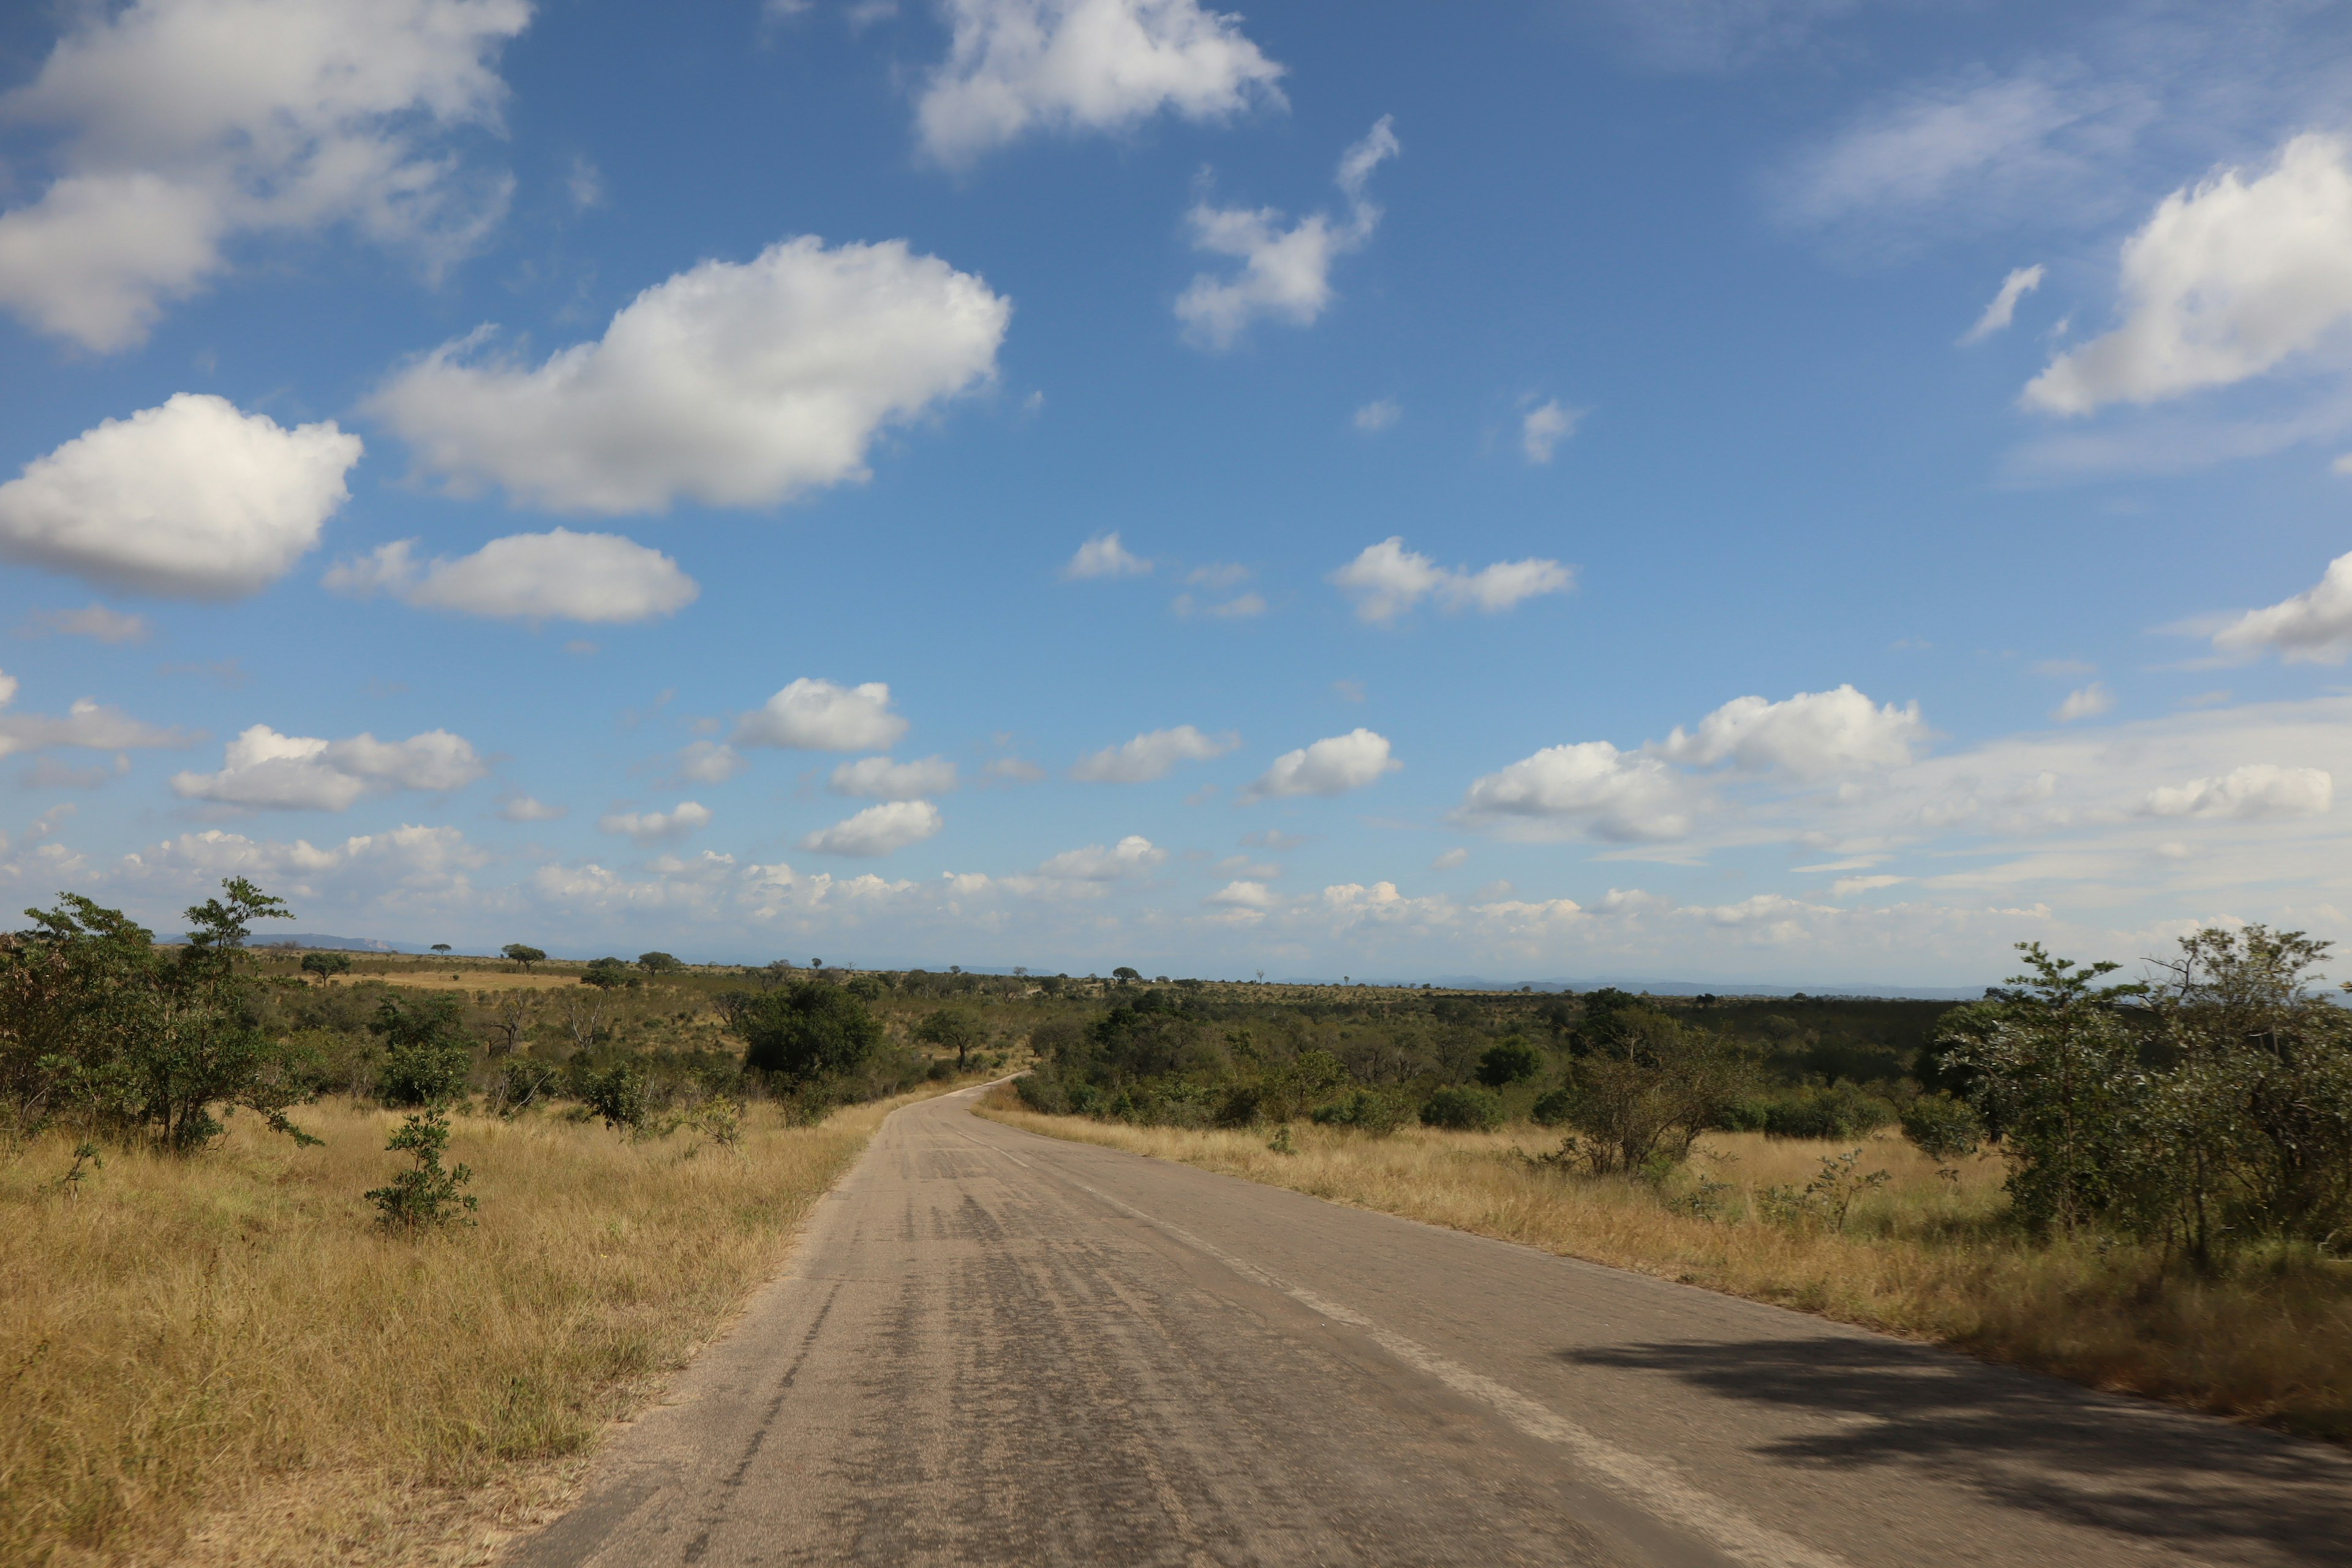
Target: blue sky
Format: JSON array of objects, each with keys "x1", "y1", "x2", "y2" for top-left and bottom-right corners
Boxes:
[{"x1": 4, "y1": 0, "x2": 2352, "y2": 984}]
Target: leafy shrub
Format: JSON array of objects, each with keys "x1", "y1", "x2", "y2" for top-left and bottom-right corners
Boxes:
[
  {"x1": 579, "y1": 1060, "x2": 648, "y2": 1131},
  {"x1": 1899, "y1": 1092, "x2": 1984, "y2": 1160},
  {"x1": 1760, "y1": 1084, "x2": 1895, "y2": 1140},
  {"x1": 1311, "y1": 1089, "x2": 1406, "y2": 1135},
  {"x1": 365, "y1": 1110, "x2": 477, "y2": 1234},
  {"x1": 1530, "y1": 1085, "x2": 1575, "y2": 1126},
  {"x1": 1477, "y1": 1038, "x2": 1544, "y2": 1088},
  {"x1": 739, "y1": 982, "x2": 883, "y2": 1085},
  {"x1": 1420, "y1": 1085, "x2": 1505, "y2": 1131},
  {"x1": 371, "y1": 993, "x2": 475, "y2": 1107}
]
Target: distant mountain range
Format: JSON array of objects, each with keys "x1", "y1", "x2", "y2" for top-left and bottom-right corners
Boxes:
[{"x1": 248, "y1": 933, "x2": 440, "y2": 954}]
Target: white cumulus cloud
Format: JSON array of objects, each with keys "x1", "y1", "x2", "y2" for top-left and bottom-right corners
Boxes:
[
  {"x1": 1520, "y1": 399, "x2": 1580, "y2": 463},
  {"x1": 916, "y1": 0, "x2": 1285, "y2": 165},
  {"x1": 1037, "y1": 834, "x2": 1166, "y2": 880},
  {"x1": 0, "y1": 684, "x2": 192, "y2": 758},
  {"x1": 674, "y1": 741, "x2": 746, "y2": 785},
  {"x1": 1177, "y1": 116, "x2": 1396, "y2": 349},
  {"x1": 2025, "y1": 134, "x2": 2352, "y2": 414},
  {"x1": 736, "y1": 679, "x2": 908, "y2": 752},
  {"x1": 2140, "y1": 764, "x2": 2331, "y2": 821},
  {"x1": 1657, "y1": 686, "x2": 1925, "y2": 778},
  {"x1": 497, "y1": 793, "x2": 566, "y2": 822},
  {"x1": 1453, "y1": 741, "x2": 1691, "y2": 842},
  {"x1": 830, "y1": 755, "x2": 959, "y2": 799},
  {"x1": 1960, "y1": 263, "x2": 2045, "y2": 344},
  {"x1": 0, "y1": 394, "x2": 360, "y2": 598},
  {"x1": 1354, "y1": 398, "x2": 1400, "y2": 432},
  {"x1": 1329, "y1": 537, "x2": 1572, "y2": 624},
  {"x1": 598, "y1": 801, "x2": 712, "y2": 843},
  {"x1": 324, "y1": 529, "x2": 697, "y2": 624},
  {"x1": 171, "y1": 724, "x2": 487, "y2": 810},
  {"x1": 1245, "y1": 728, "x2": 1398, "y2": 800},
  {"x1": 1061, "y1": 530, "x2": 1153, "y2": 579},
  {"x1": 371, "y1": 236, "x2": 1010, "y2": 514},
  {"x1": 801, "y1": 799, "x2": 943, "y2": 856},
  {"x1": 1071, "y1": 725, "x2": 1238, "y2": 782},
  {"x1": 2213, "y1": 551, "x2": 2352, "y2": 664},
  {"x1": 0, "y1": 0, "x2": 529, "y2": 351},
  {"x1": 2054, "y1": 682, "x2": 2115, "y2": 722}
]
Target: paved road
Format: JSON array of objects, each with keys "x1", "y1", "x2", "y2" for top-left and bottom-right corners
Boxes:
[{"x1": 514, "y1": 1085, "x2": 2352, "y2": 1567}]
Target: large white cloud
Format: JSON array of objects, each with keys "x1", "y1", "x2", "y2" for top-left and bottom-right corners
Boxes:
[
  {"x1": 0, "y1": 394, "x2": 361, "y2": 598},
  {"x1": 2026, "y1": 134, "x2": 2352, "y2": 415},
  {"x1": 170, "y1": 724, "x2": 486, "y2": 810},
  {"x1": 915, "y1": 0, "x2": 1284, "y2": 165},
  {"x1": 598, "y1": 801, "x2": 713, "y2": 843},
  {"x1": 1245, "y1": 728, "x2": 1398, "y2": 801},
  {"x1": 2140, "y1": 765, "x2": 2331, "y2": 821},
  {"x1": 830, "y1": 755, "x2": 959, "y2": 799},
  {"x1": 1036, "y1": 834, "x2": 1166, "y2": 880},
  {"x1": 1329, "y1": 536, "x2": 1572, "y2": 624},
  {"x1": 1177, "y1": 118, "x2": 1396, "y2": 349},
  {"x1": 1453, "y1": 741, "x2": 1692, "y2": 842},
  {"x1": 2212, "y1": 550, "x2": 2352, "y2": 664},
  {"x1": 800, "y1": 799, "x2": 943, "y2": 856},
  {"x1": 0, "y1": 0, "x2": 529, "y2": 351},
  {"x1": 736, "y1": 679, "x2": 908, "y2": 752},
  {"x1": 1656, "y1": 686, "x2": 1925, "y2": 778},
  {"x1": 324, "y1": 529, "x2": 696, "y2": 624},
  {"x1": 370, "y1": 237, "x2": 1011, "y2": 514},
  {"x1": 1071, "y1": 725, "x2": 1237, "y2": 782}
]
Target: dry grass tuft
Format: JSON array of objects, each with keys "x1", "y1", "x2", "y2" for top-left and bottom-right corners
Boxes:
[
  {"x1": 979, "y1": 1093, "x2": 2352, "y2": 1442},
  {"x1": 1, "y1": 1091, "x2": 931, "y2": 1567}
]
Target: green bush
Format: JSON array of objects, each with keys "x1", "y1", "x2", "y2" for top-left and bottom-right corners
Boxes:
[
  {"x1": 371, "y1": 993, "x2": 475, "y2": 1108},
  {"x1": 1899, "y1": 1092, "x2": 1984, "y2": 1160},
  {"x1": 1477, "y1": 1037, "x2": 1544, "y2": 1088},
  {"x1": 579, "y1": 1060, "x2": 648, "y2": 1131},
  {"x1": 1311, "y1": 1089, "x2": 1406, "y2": 1135},
  {"x1": 1760, "y1": 1084, "x2": 1895, "y2": 1140},
  {"x1": 739, "y1": 982, "x2": 883, "y2": 1085},
  {"x1": 1530, "y1": 1085, "x2": 1576, "y2": 1127},
  {"x1": 364, "y1": 1110, "x2": 477, "y2": 1233},
  {"x1": 1420, "y1": 1084, "x2": 1505, "y2": 1131}
]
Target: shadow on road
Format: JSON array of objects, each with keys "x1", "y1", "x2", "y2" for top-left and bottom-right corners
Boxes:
[{"x1": 1559, "y1": 1336, "x2": 2350, "y2": 1566}]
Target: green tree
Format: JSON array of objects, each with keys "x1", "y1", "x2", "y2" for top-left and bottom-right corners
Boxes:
[
  {"x1": 1111, "y1": 966, "x2": 1142, "y2": 985},
  {"x1": 502, "y1": 943, "x2": 546, "y2": 973},
  {"x1": 637, "y1": 951, "x2": 682, "y2": 974},
  {"x1": 1477, "y1": 1036, "x2": 1544, "y2": 1088},
  {"x1": 738, "y1": 982, "x2": 883, "y2": 1085},
  {"x1": 372, "y1": 992, "x2": 475, "y2": 1107},
  {"x1": 366, "y1": 1109, "x2": 476, "y2": 1233},
  {"x1": 1557, "y1": 1007, "x2": 1749, "y2": 1175},
  {"x1": 914, "y1": 1008, "x2": 981, "y2": 1071},
  {"x1": 300, "y1": 951, "x2": 352, "y2": 980}
]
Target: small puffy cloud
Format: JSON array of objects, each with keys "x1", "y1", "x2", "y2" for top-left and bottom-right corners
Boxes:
[
  {"x1": 800, "y1": 799, "x2": 943, "y2": 856},
  {"x1": 916, "y1": 0, "x2": 1285, "y2": 165},
  {"x1": 831, "y1": 755, "x2": 959, "y2": 799},
  {"x1": 1657, "y1": 686, "x2": 1925, "y2": 778},
  {"x1": 2212, "y1": 551, "x2": 2352, "y2": 664},
  {"x1": 1177, "y1": 117, "x2": 1396, "y2": 349},
  {"x1": 18, "y1": 605, "x2": 148, "y2": 644},
  {"x1": 1354, "y1": 398, "x2": 1400, "y2": 432},
  {"x1": 1072, "y1": 725, "x2": 1238, "y2": 782},
  {"x1": 1454, "y1": 741, "x2": 1690, "y2": 842},
  {"x1": 324, "y1": 529, "x2": 697, "y2": 624},
  {"x1": 1329, "y1": 537, "x2": 1572, "y2": 624},
  {"x1": 982, "y1": 755, "x2": 1046, "y2": 783},
  {"x1": 0, "y1": 0, "x2": 529, "y2": 350},
  {"x1": 0, "y1": 394, "x2": 360, "y2": 598},
  {"x1": 0, "y1": 690, "x2": 192, "y2": 758},
  {"x1": 1245, "y1": 728, "x2": 1398, "y2": 800},
  {"x1": 674, "y1": 741, "x2": 747, "y2": 785},
  {"x1": 1208, "y1": 878, "x2": 1280, "y2": 913},
  {"x1": 737, "y1": 679, "x2": 909, "y2": 752},
  {"x1": 171, "y1": 724, "x2": 486, "y2": 810},
  {"x1": 371, "y1": 237, "x2": 1009, "y2": 514},
  {"x1": 1037, "y1": 834, "x2": 1166, "y2": 880},
  {"x1": 598, "y1": 801, "x2": 713, "y2": 843},
  {"x1": 1832, "y1": 874, "x2": 1909, "y2": 897},
  {"x1": 2026, "y1": 135, "x2": 2352, "y2": 414},
  {"x1": 1520, "y1": 399, "x2": 1580, "y2": 463},
  {"x1": 1960, "y1": 263, "x2": 2044, "y2": 344},
  {"x1": 2140, "y1": 764, "x2": 2331, "y2": 821},
  {"x1": 1062, "y1": 530, "x2": 1153, "y2": 579},
  {"x1": 1429, "y1": 846, "x2": 1469, "y2": 870},
  {"x1": 1242, "y1": 829, "x2": 1302, "y2": 850},
  {"x1": 2054, "y1": 682, "x2": 2115, "y2": 722},
  {"x1": 497, "y1": 793, "x2": 567, "y2": 822}
]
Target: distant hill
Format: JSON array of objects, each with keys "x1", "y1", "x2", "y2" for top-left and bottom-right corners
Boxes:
[
  {"x1": 247, "y1": 933, "x2": 439, "y2": 954},
  {"x1": 1418, "y1": 975, "x2": 1987, "y2": 1001}
]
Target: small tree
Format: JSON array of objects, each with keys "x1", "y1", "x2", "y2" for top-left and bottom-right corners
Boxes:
[
  {"x1": 372, "y1": 992, "x2": 475, "y2": 1107},
  {"x1": 431, "y1": 943, "x2": 453, "y2": 957},
  {"x1": 581, "y1": 957, "x2": 636, "y2": 990},
  {"x1": 579, "y1": 1060, "x2": 648, "y2": 1132},
  {"x1": 638, "y1": 951, "x2": 682, "y2": 974},
  {"x1": 739, "y1": 982, "x2": 883, "y2": 1086},
  {"x1": 914, "y1": 1008, "x2": 981, "y2": 1071},
  {"x1": 366, "y1": 1110, "x2": 477, "y2": 1233},
  {"x1": 502, "y1": 943, "x2": 546, "y2": 973},
  {"x1": 1477, "y1": 1037, "x2": 1543, "y2": 1088},
  {"x1": 1112, "y1": 966, "x2": 1142, "y2": 985},
  {"x1": 300, "y1": 951, "x2": 352, "y2": 981}
]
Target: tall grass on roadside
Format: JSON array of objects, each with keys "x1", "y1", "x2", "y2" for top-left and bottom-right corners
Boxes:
[
  {"x1": 979, "y1": 1093, "x2": 2352, "y2": 1442},
  {"x1": 1, "y1": 1093, "x2": 913, "y2": 1567}
]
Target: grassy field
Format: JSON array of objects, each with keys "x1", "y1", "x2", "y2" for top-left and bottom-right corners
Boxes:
[
  {"x1": 979, "y1": 1092, "x2": 2352, "y2": 1442},
  {"x1": 1, "y1": 1088, "x2": 945, "y2": 1568}
]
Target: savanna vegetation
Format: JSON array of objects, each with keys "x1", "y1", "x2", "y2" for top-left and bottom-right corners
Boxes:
[
  {"x1": 990, "y1": 935, "x2": 2352, "y2": 1442},
  {"x1": 0, "y1": 884, "x2": 1027, "y2": 1567}
]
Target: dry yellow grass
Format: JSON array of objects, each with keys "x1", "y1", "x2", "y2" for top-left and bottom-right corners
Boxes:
[
  {"x1": 979, "y1": 1095, "x2": 2352, "y2": 1441},
  {"x1": 1, "y1": 1089, "x2": 941, "y2": 1567}
]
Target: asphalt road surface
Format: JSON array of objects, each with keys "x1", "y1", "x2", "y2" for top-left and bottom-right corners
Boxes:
[{"x1": 513, "y1": 1084, "x2": 2352, "y2": 1567}]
